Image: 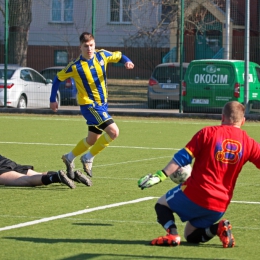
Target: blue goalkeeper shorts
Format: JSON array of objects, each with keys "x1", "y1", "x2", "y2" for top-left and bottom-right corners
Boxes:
[{"x1": 166, "y1": 184, "x2": 224, "y2": 228}]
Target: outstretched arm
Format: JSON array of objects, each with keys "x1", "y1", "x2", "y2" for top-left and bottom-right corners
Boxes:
[
  {"x1": 162, "y1": 160, "x2": 180, "y2": 176},
  {"x1": 120, "y1": 54, "x2": 134, "y2": 69},
  {"x1": 49, "y1": 76, "x2": 61, "y2": 112},
  {"x1": 138, "y1": 148, "x2": 193, "y2": 189}
]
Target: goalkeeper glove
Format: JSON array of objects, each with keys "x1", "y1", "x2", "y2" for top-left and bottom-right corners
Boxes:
[{"x1": 138, "y1": 170, "x2": 167, "y2": 190}]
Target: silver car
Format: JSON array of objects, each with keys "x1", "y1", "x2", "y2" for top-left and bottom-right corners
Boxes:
[
  {"x1": 0, "y1": 64, "x2": 60, "y2": 109},
  {"x1": 147, "y1": 62, "x2": 189, "y2": 108}
]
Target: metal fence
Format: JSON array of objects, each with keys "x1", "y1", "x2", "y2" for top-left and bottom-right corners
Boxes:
[{"x1": 0, "y1": 0, "x2": 260, "y2": 114}]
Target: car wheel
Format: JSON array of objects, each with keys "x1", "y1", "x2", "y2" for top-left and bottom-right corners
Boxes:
[
  {"x1": 148, "y1": 98, "x2": 157, "y2": 109},
  {"x1": 17, "y1": 95, "x2": 27, "y2": 109}
]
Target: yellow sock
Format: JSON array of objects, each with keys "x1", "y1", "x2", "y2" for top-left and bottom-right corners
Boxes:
[
  {"x1": 89, "y1": 133, "x2": 113, "y2": 156},
  {"x1": 72, "y1": 138, "x2": 91, "y2": 157}
]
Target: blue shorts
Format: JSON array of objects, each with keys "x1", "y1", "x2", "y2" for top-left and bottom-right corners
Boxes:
[
  {"x1": 166, "y1": 185, "x2": 224, "y2": 228},
  {"x1": 80, "y1": 102, "x2": 113, "y2": 127}
]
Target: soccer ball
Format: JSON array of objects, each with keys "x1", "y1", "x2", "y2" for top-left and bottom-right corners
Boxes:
[{"x1": 169, "y1": 164, "x2": 192, "y2": 184}]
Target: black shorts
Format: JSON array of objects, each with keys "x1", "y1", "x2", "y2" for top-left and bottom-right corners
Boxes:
[
  {"x1": 89, "y1": 118, "x2": 114, "y2": 134},
  {"x1": 0, "y1": 155, "x2": 34, "y2": 175}
]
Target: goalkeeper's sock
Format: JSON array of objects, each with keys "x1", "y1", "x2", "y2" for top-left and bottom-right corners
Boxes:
[
  {"x1": 155, "y1": 203, "x2": 178, "y2": 234},
  {"x1": 186, "y1": 224, "x2": 218, "y2": 243},
  {"x1": 72, "y1": 138, "x2": 91, "y2": 157},
  {"x1": 89, "y1": 133, "x2": 113, "y2": 156}
]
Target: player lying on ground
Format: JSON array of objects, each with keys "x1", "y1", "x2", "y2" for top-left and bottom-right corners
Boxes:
[
  {"x1": 0, "y1": 154, "x2": 92, "y2": 188},
  {"x1": 138, "y1": 101, "x2": 260, "y2": 248}
]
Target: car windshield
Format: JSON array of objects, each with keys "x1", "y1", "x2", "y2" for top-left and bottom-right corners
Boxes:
[
  {"x1": 0, "y1": 69, "x2": 15, "y2": 79},
  {"x1": 153, "y1": 67, "x2": 186, "y2": 83}
]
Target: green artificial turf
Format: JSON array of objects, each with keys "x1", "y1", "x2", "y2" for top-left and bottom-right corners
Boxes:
[{"x1": 0, "y1": 114, "x2": 260, "y2": 259}]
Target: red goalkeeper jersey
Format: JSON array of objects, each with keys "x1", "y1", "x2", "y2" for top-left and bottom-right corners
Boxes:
[{"x1": 181, "y1": 125, "x2": 260, "y2": 212}]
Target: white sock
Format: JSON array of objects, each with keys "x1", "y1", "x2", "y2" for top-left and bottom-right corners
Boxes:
[
  {"x1": 67, "y1": 152, "x2": 76, "y2": 162},
  {"x1": 82, "y1": 152, "x2": 94, "y2": 162}
]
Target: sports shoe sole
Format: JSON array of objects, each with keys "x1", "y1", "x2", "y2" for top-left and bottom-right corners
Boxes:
[
  {"x1": 58, "y1": 170, "x2": 76, "y2": 189},
  {"x1": 74, "y1": 170, "x2": 93, "y2": 186}
]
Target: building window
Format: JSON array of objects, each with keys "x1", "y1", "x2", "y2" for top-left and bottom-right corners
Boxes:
[
  {"x1": 161, "y1": 1, "x2": 174, "y2": 24},
  {"x1": 54, "y1": 50, "x2": 68, "y2": 65},
  {"x1": 110, "y1": 0, "x2": 132, "y2": 24},
  {"x1": 51, "y1": 0, "x2": 73, "y2": 23}
]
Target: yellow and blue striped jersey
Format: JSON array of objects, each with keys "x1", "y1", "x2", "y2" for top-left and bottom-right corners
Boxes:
[{"x1": 56, "y1": 49, "x2": 122, "y2": 105}]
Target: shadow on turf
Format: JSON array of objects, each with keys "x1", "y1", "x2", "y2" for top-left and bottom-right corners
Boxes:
[
  {"x1": 72, "y1": 223, "x2": 113, "y2": 227},
  {"x1": 2, "y1": 238, "x2": 232, "y2": 260},
  {"x1": 0, "y1": 185, "x2": 75, "y2": 190},
  {"x1": 3, "y1": 236, "x2": 228, "y2": 251},
  {"x1": 60, "y1": 253, "x2": 225, "y2": 260}
]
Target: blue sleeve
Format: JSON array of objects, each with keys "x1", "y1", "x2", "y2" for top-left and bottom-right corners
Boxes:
[
  {"x1": 119, "y1": 54, "x2": 132, "y2": 64},
  {"x1": 173, "y1": 148, "x2": 193, "y2": 167},
  {"x1": 50, "y1": 76, "x2": 61, "y2": 102}
]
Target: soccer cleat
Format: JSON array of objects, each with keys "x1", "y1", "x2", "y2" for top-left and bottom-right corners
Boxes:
[
  {"x1": 80, "y1": 156, "x2": 93, "y2": 177},
  {"x1": 57, "y1": 170, "x2": 76, "y2": 189},
  {"x1": 217, "y1": 219, "x2": 235, "y2": 248},
  {"x1": 74, "y1": 170, "x2": 93, "y2": 187},
  {"x1": 62, "y1": 154, "x2": 75, "y2": 179},
  {"x1": 150, "y1": 232, "x2": 181, "y2": 247}
]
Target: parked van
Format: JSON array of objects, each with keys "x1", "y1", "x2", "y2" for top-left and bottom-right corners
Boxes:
[{"x1": 182, "y1": 59, "x2": 260, "y2": 113}]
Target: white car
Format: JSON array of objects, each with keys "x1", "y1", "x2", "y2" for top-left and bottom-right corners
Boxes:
[{"x1": 0, "y1": 64, "x2": 60, "y2": 109}]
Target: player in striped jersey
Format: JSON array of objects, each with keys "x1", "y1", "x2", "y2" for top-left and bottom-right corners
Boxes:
[{"x1": 50, "y1": 32, "x2": 134, "y2": 181}]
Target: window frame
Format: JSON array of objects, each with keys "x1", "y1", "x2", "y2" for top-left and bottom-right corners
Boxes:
[
  {"x1": 50, "y1": 0, "x2": 74, "y2": 24},
  {"x1": 109, "y1": 0, "x2": 132, "y2": 24}
]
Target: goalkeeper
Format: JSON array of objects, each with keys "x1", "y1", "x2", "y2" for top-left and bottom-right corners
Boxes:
[{"x1": 138, "y1": 101, "x2": 260, "y2": 248}]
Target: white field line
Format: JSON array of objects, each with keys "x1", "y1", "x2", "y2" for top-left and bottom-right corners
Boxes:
[
  {"x1": 0, "y1": 116, "x2": 217, "y2": 124},
  {"x1": 1, "y1": 115, "x2": 260, "y2": 127},
  {"x1": 0, "y1": 199, "x2": 259, "y2": 232},
  {"x1": 0, "y1": 141, "x2": 179, "y2": 150},
  {"x1": 0, "y1": 141, "x2": 175, "y2": 168},
  {"x1": 0, "y1": 197, "x2": 155, "y2": 232},
  {"x1": 231, "y1": 200, "x2": 260, "y2": 204},
  {"x1": 1, "y1": 142, "x2": 259, "y2": 181}
]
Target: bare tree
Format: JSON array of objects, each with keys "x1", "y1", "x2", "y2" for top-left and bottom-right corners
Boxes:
[
  {"x1": 123, "y1": 0, "x2": 238, "y2": 46},
  {"x1": 8, "y1": 0, "x2": 32, "y2": 66},
  {"x1": 123, "y1": 0, "x2": 178, "y2": 48}
]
